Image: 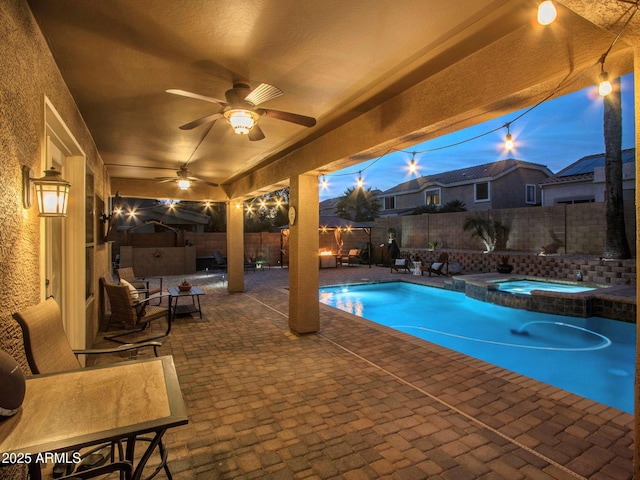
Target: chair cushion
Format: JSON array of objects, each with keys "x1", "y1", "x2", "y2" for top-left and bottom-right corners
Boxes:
[
  {"x1": 395, "y1": 259, "x2": 405, "y2": 265},
  {"x1": 431, "y1": 262, "x2": 443, "y2": 270},
  {"x1": 348, "y1": 249, "x2": 359, "y2": 256},
  {"x1": 120, "y1": 279, "x2": 139, "y2": 299}
]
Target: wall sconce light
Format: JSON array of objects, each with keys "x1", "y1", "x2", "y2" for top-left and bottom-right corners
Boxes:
[{"x1": 22, "y1": 165, "x2": 71, "y2": 217}]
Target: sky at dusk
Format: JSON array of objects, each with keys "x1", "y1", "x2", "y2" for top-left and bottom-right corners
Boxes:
[{"x1": 319, "y1": 73, "x2": 635, "y2": 201}]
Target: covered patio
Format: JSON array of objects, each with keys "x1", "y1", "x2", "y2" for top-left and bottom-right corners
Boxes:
[{"x1": 93, "y1": 268, "x2": 633, "y2": 479}]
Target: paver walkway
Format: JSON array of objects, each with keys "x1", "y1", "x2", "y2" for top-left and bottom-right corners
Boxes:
[{"x1": 96, "y1": 267, "x2": 634, "y2": 479}]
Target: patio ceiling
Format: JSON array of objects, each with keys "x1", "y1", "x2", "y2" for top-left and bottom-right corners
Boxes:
[{"x1": 27, "y1": 1, "x2": 638, "y2": 202}]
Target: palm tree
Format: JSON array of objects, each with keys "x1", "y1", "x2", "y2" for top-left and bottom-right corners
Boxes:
[
  {"x1": 463, "y1": 215, "x2": 509, "y2": 252},
  {"x1": 334, "y1": 187, "x2": 381, "y2": 221},
  {"x1": 602, "y1": 77, "x2": 631, "y2": 259}
]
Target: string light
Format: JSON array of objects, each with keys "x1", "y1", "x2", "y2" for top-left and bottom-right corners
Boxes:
[
  {"x1": 319, "y1": 2, "x2": 635, "y2": 190},
  {"x1": 408, "y1": 152, "x2": 418, "y2": 174},
  {"x1": 537, "y1": 1, "x2": 557, "y2": 26},
  {"x1": 504, "y1": 123, "x2": 514, "y2": 151},
  {"x1": 321, "y1": 175, "x2": 329, "y2": 189}
]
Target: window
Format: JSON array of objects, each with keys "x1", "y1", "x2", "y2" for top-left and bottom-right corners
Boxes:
[
  {"x1": 474, "y1": 182, "x2": 490, "y2": 202},
  {"x1": 525, "y1": 184, "x2": 536, "y2": 204},
  {"x1": 425, "y1": 188, "x2": 441, "y2": 206},
  {"x1": 384, "y1": 196, "x2": 395, "y2": 210}
]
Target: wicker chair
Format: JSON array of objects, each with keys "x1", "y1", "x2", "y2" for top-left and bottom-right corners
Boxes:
[
  {"x1": 116, "y1": 267, "x2": 163, "y2": 302},
  {"x1": 103, "y1": 276, "x2": 171, "y2": 343}
]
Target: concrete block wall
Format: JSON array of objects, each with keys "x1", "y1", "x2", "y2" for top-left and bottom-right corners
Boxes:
[
  {"x1": 399, "y1": 248, "x2": 636, "y2": 286},
  {"x1": 382, "y1": 202, "x2": 635, "y2": 256}
]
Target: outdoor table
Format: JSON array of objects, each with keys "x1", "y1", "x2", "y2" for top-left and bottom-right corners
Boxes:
[
  {"x1": 0, "y1": 356, "x2": 187, "y2": 480},
  {"x1": 168, "y1": 286, "x2": 205, "y2": 321}
]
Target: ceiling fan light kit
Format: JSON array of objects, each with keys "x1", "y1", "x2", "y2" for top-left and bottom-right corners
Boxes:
[
  {"x1": 167, "y1": 82, "x2": 316, "y2": 141},
  {"x1": 224, "y1": 108, "x2": 259, "y2": 134}
]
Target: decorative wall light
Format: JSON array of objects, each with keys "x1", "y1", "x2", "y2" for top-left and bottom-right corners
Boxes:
[{"x1": 22, "y1": 165, "x2": 71, "y2": 217}]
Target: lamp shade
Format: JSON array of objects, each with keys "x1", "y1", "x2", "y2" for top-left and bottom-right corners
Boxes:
[
  {"x1": 224, "y1": 109, "x2": 259, "y2": 134},
  {"x1": 33, "y1": 167, "x2": 71, "y2": 217}
]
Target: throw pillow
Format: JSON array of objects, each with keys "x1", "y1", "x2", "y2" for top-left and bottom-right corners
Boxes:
[{"x1": 120, "y1": 278, "x2": 139, "y2": 299}]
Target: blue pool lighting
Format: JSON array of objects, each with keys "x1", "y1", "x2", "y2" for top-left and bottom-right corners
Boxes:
[{"x1": 320, "y1": 281, "x2": 634, "y2": 413}]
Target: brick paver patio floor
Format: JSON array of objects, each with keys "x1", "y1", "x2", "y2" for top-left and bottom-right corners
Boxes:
[{"x1": 96, "y1": 266, "x2": 634, "y2": 479}]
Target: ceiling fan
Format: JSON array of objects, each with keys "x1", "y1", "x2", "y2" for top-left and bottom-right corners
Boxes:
[
  {"x1": 166, "y1": 82, "x2": 316, "y2": 141},
  {"x1": 155, "y1": 165, "x2": 218, "y2": 190}
]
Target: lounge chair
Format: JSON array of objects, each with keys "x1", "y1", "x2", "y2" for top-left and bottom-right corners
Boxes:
[
  {"x1": 340, "y1": 249, "x2": 361, "y2": 267},
  {"x1": 102, "y1": 276, "x2": 172, "y2": 343},
  {"x1": 422, "y1": 252, "x2": 449, "y2": 276},
  {"x1": 390, "y1": 258, "x2": 410, "y2": 273},
  {"x1": 213, "y1": 251, "x2": 227, "y2": 272},
  {"x1": 116, "y1": 266, "x2": 163, "y2": 303}
]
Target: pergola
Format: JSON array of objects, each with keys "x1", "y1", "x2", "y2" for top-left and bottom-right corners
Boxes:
[{"x1": 281, "y1": 215, "x2": 373, "y2": 268}]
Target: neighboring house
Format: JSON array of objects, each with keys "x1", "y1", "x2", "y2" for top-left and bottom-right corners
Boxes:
[
  {"x1": 540, "y1": 148, "x2": 636, "y2": 206},
  {"x1": 319, "y1": 197, "x2": 340, "y2": 217},
  {"x1": 116, "y1": 199, "x2": 212, "y2": 233},
  {"x1": 378, "y1": 159, "x2": 552, "y2": 216}
]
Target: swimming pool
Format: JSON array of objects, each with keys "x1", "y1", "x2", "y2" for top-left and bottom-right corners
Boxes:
[
  {"x1": 495, "y1": 279, "x2": 598, "y2": 295},
  {"x1": 319, "y1": 281, "x2": 635, "y2": 413}
]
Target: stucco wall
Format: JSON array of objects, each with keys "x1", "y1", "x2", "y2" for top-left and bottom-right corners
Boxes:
[{"x1": 0, "y1": 1, "x2": 110, "y2": 356}]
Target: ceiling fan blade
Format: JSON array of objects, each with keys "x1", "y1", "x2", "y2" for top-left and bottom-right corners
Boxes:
[
  {"x1": 166, "y1": 89, "x2": 227, "y2": 106},
  {"x1": 188, "y1": 176, "x2": 219, "y2": 187},
  {"x1": 257, "y1": 108, "x2": 316, "y2": 127},
  {"x1": 244, "y1": 83, "x2": 283, "y2": 106},
  {"x1": 248, "y1": 124, "x2": 266, "y2": 141},
  {"x1": 155, "y1": 178, "x2": 176, "y2": 183},
  {"x1": 179, "y1": 113, "x2": 224, "y2": 130}
]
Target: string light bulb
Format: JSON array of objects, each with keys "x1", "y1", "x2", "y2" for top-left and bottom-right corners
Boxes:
[
  {"x1": 598, "y1": 71, "x2": 612, "y2": 96},
  {"x1": 537, "y1": 1, "x2": 557, "y2": 25},
  {"x1": 356, "y1": 172, "x2": 364, "y2": 189},
  {"x1": 321, "y1": 175, "x2": 328, "y2": 189},
  {"x1": 408, "y1": 152, "x2": 418, "y2": 174},
  {"x1": 504, "y1": 124, "x2": 514, "y2": 151}
]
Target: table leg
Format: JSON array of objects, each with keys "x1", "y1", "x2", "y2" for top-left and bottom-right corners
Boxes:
[{"x1": 126, "y1": 429, "x2": 170, "y2": 480}]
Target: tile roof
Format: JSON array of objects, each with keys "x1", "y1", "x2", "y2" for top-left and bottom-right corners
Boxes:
[
  {"x1": 381, "y1": 159, "x2": 550, "y2": 195},
  {"x1": 541, "y1": 148, "x2": 635, "y2": 185}
]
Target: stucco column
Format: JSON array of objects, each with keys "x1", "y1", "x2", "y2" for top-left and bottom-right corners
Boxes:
[
  {"x1": 288, "y1": 173, "x2": 320, "y2": 333},
  {"x1": 226, "y1": 201, "x2": 244, "y2": 293}
]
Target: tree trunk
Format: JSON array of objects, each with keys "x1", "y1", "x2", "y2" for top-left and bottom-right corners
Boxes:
[{"x1": 602, "y1": 77, "x2": 631, "y2": 259}]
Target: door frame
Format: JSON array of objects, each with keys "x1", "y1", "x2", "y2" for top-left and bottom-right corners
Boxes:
[{"x1": 41, "y1": 96, "x2": 87, "y2": 350}]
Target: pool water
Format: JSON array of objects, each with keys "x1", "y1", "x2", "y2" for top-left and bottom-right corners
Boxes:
[
  {"x1": 496, "y1": 279, "x2": 597, "y2": 295},
  {"x1": 319, "y1": 282, "x2": 635, "y2": 413}
]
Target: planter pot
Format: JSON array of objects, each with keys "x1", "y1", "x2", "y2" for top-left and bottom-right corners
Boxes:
[{"x1": 497, "y1": 264, "x2": 513, "y2": 274}]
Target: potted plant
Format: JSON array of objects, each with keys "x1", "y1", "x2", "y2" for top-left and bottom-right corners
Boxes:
[{"x1": 496, "y1": 255, "x2": 513, "y2": 274}]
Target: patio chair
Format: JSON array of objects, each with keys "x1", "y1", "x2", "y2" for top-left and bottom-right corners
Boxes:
[
  {"x1": 422, "y1": 252, "x2": 449, "y2": 276},
  {"x1": 116, "y1": 267, "x2": 163, "y2": 304},
  {"x1": 102, "y1": 277, "x2": 172, "y2": 344},
  {"x1": 390, "y1": 257, "x2": 410, "y2": 273},
  {"x1": 11, "y1": 297, "x2": 163, "y2": 479},
  {"x1": 340, "y1": 249, "x2": 361, "y2": 267},
  {"x1": 212, "y1": 251, "x2": 227, "y2": 272}
]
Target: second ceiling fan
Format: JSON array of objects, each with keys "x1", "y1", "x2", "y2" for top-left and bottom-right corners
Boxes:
[{"x1": 167, "y1": 82, "x2": 316, "y2": 141}]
